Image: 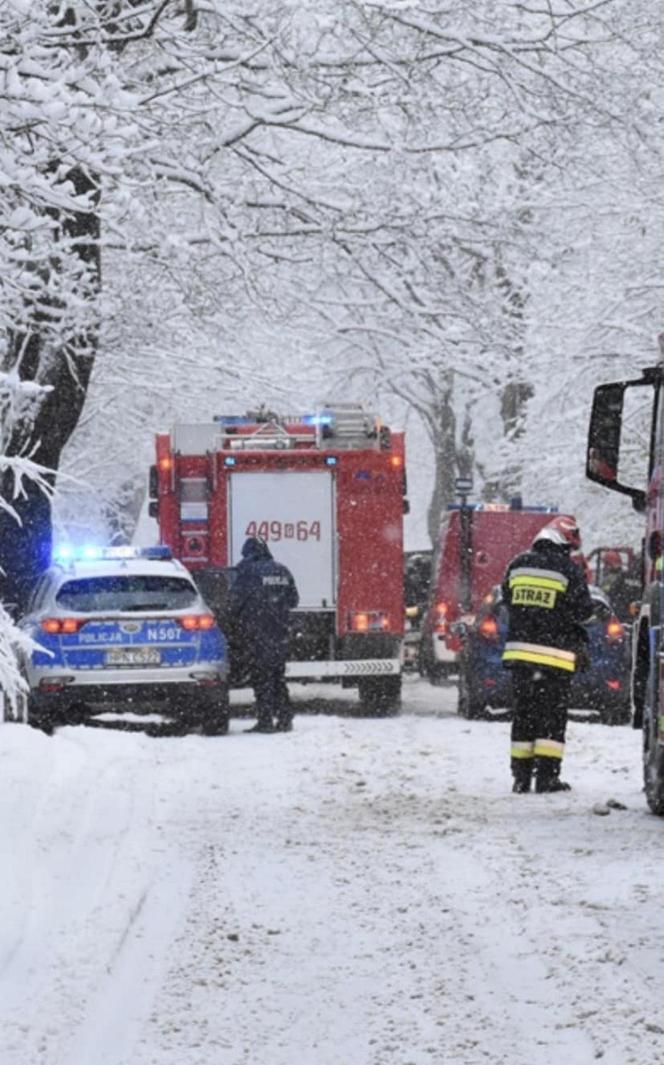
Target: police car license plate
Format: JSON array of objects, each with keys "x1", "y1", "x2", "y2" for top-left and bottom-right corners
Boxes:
[{"x1": 106, "y1": 647, "x2": 161, "y2": 667}]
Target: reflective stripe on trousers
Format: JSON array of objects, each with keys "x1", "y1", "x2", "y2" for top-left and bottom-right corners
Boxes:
[
  {"x1": 533, "y1": 738, "x2": 565, "y2": 760},
  {"x1": 503, "y1": 642, "x2": 576, "y2": 672},
  {"x1": 511, "y1": 740, "x2": 535, "y2": 760}
]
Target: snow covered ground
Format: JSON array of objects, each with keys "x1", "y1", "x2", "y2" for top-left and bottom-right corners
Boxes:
[{"x1": 1, "y1": 676, "x2": 662, "y2": 1065}]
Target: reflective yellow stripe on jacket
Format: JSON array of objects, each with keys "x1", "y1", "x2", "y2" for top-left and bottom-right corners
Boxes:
[
  {"x1": 508, "y1": 575, "x2": 568, "y2": 593},
  {"x1": 502, "y1": 641, "x2": 576, "y2": 672}
]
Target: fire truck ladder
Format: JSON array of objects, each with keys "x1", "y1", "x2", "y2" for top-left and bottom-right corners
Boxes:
[{"x1": 218, "y1": 420, "x2": 311, "y2": 450}]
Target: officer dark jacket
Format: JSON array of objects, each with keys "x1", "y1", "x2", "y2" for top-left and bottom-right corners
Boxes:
[
  {"x1": 227, "y1": 538, "x2": 299, "y2": 666},
  {"x1": 501, "y1": 540, "x2": 593, "y2": 673}
]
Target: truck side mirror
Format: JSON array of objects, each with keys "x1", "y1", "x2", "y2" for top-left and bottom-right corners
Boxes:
[
  {"x1": 586, "y1": 377, "x2": 655, "y2": 513},
  {"x1": 148, "y1": 501, "x2": 159, "y2": 519}
]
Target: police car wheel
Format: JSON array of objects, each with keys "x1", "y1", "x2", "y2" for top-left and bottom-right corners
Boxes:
[
  {"x1": 599, "y1": 704, "x2": 631, "y2": 727},
  {"x1": 27, "y1": 699, "x2": 59, "y2": 735},
  {"x1": 175, "y1": 689, "x2": 230, "y2": 735}
]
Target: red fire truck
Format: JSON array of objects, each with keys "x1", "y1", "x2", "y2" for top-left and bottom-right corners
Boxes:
[
  {"x1": 148, "y1": 405, "x2": 407, "y2": 714},
  {"x1": 419, "y1": 500, "x2": 563, "y2": 683},
  {"x1": 586, "y1": 346, "x2": 664, "y2": 811}
]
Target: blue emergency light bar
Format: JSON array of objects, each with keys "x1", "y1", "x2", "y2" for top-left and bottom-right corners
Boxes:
[
  {"x1": 53, "y1": 545, "x2": 172, "y2": 563},
  {"x1": 302, "y1": 413, "x2": 334, "y2": 427}
]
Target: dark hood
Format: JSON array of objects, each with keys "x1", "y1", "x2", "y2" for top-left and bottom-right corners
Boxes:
[{"x1": 241, "y1": 537, "x2": 273, "y2": 561}]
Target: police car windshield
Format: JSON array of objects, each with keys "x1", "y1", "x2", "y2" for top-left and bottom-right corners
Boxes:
[{"x1": 55, "y1": 576, "x2": 198, "y2": 613}]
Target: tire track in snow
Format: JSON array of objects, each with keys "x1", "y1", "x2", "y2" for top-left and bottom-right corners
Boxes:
[{"x1": 0, "y1": 728, "x2": 195, "y2": 1065}]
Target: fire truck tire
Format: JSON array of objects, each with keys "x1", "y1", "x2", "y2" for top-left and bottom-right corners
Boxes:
[
  {"x1": 457, "y1": 669, "x2": 485, "y2": 720},
  {"x1": 426, "y1": 663, "x2": 456, "y2": 686},
  {"x1": 358, "y1": 676, "x2": 401, "y2": 717},
  {"x1": 643, "y1": 666, "x2": 664, "y2": 815}
]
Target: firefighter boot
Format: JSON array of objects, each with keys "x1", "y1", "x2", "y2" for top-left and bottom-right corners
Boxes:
[
  {"x1": 535, "y1": 758, "x2": 571, "y2": 793},
  {"x1": 511, "y1": 760, "x2": 533, "y2": 794}
]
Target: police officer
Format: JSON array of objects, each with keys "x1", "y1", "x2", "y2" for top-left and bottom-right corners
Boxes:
[
  {"x1": 228, "y1": 536, "x2": 299, "y2": 733},
  {"x1": 502, "y1": 516, "x2": 593, "y2": 794}
]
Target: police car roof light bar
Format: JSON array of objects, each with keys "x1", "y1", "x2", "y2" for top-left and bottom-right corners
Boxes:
[{"x1": 53, "y1": 545, "x2": 172, "y2": 564}]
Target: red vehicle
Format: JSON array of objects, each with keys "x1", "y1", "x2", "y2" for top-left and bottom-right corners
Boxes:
[
  {"x1": 419, "y1": 500, "x2": 568, "y2": 683},
  {"x1": 585, "y1": 348, "x2": 664, "y2": 810},
  {"x1": 149, "y1": 405, "x2": 407, "y2": 714}
]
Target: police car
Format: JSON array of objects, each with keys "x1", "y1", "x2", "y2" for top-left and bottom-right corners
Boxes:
[{"x1": 18, "y1": 546, "x2": 229, "y2": 733}]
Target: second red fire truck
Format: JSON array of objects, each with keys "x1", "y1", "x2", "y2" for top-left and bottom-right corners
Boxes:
[
  {"x1": 149, "y1": 404, "x2": 407, "y2": 714},
  {"x1": 419, "y1": 500, "x2": 564, "y2": 683}
]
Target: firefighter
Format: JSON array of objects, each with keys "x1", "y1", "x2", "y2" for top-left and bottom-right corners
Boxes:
[
  {"x1": 227, "y1": 536, "x2": 299, "y2": 733},
  {"x1": 501, "y1": 515, "x2": 593, "y2": 794},
  {"x1": 600, "y1": 550, "x2": 632, "y2": 621}
]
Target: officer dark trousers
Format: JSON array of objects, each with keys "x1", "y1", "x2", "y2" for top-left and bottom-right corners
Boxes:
[
  {"x1": 252, "y1": 661, "x2": 292, "y2": 729},
  {"x1": 510, "y1": 666, "x2": 572, "y2": 792}
]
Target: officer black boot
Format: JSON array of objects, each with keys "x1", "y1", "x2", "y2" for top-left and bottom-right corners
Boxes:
[
  {"x1": 535, "y1": 758, "x2": 571, "y2": 793},
  {"x1": 511, "y1": 760, "x2": 533, "y2": 794},
  {"x1": 244, "y1": 718, "x2": 275, "y2": 733}
]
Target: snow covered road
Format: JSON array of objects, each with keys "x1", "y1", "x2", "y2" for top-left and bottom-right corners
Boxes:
[{"x1": 1, "y1": 677, "x2": 662, "y2": 1065}]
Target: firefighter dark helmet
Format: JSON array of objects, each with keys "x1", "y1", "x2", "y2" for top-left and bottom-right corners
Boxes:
[{"x1": 534, "y1": 515, "x2": 581, "y2": 551}]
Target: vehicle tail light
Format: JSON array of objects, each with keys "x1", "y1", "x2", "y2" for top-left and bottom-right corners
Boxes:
[
  {"x1": 349, "y1": 611, "x2": 389, "y2": 633},
  {"x1": 478, "y1": 616, "x2": 499, "y2": 640},
  {"x1": 178, "y1": 614, "x2": 216, "y2": 631},
  {"x1": 41, "y1": 618, "x2": 85, "y2": 634},
  {"x1": 39, "y1": 676, "x2": 75, "y2": 693},
  {"x1": 606, "y1": 679, "x2": 622, "y2": 691},
  {"x1": 433, "y1": 601, "x2": 449, "y2": 633},
  {"x1": 605, "y1": 617, "x2": 624, "y2": 642},
  {"x1": 190, "y1": 671, "x2": 222, "y2": 687}
]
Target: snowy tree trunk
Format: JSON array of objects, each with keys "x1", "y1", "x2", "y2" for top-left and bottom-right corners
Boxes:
[
  {"x1": 0, "y1": 167, "x2": 100, "y2": 610},
  {"x1": 425, "y1": 377, "x2": 469, "y2": 546}
]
